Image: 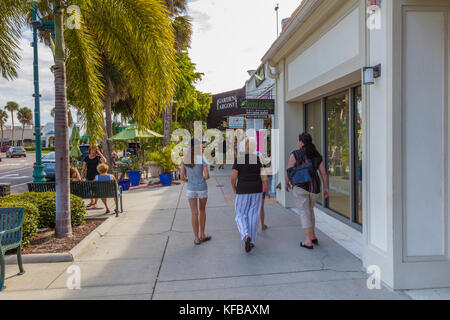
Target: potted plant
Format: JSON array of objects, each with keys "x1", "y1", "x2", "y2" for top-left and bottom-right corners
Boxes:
[
  {"x1": 126, "y1": 155, "x2": 142, "y2": 187},
  {"x1": 117, "y1": 159, "x2": 131, "y2": 190},
  {"x1": 147, "y1": 152, "x2": 161, "y2": 178},
  {"x1": 153, "y1": 144, "x2": 178, "y2": 186}
]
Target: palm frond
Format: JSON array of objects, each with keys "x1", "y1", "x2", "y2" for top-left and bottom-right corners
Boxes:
[
  {"x1": 87, "y1": 0, "x2": 179, "y2": 129},
  {"x1": 64, "y1": 11, "x2": 105, "y2": 143},
  {"x1": 0, "y1": 0, "x2": 29, "y2": 80}
]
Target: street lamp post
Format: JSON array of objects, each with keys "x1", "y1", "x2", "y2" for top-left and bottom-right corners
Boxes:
[{"x1": 31, "y1": 1, "x2": 46, "y2": 182}]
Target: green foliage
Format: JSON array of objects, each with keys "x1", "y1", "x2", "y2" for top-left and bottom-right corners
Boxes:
[
  {"x1": 24, "y1": 146, "x2": 55, "y2": 152},
  {"x1": 172, "y1": 52, "x2": 212, "y2": 131},
  {"x1": 147, "y1": 143, "x2": 179, "y2": 174},
  {"x1": 17, "y1": 107, "x2": 33, "y2": 126},
  {"x1": 0, "y1": 192, "x2": 86, "y2": 229},
  {"x1": 127, "y1": 155, "x2": 141, "y2": 172},
  {"x1": 0, "y1": 202, "x2": 39, "y2": 247}
]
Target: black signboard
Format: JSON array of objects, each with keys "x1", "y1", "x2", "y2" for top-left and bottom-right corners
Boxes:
[
  {"x1": 207, "y1": 87, "x2": 246, "y2": 128},
  {"x1": 241, "y1": 99, "x2": 275, "y2": 119}
]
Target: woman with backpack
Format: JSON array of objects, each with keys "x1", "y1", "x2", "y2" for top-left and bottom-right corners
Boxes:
[{"x1": 285, "y1": 133, "x2": 329, "y2": 250}]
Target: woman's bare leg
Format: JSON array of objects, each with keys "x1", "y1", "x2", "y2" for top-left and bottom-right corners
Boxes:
[
  {"x1": 260, "y1": 205, "x2": 267, "y2": 229},
  {"x1": 303, "y1": 228, "x2": 314, "y2": 246},
  {"x1": 199, "y1": 198, "x2": 208, "y2": 239},
  {"x1": 188, "y1": 198, "x2": 200, "y2": 244}
]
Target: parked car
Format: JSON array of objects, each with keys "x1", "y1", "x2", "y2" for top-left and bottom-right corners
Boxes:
[
  {"x1": 42, "y1": 152, "x2": 55, "y2": 180},
  {"x1": 6, "y1": 146, "x2": 26, "y2": 158},
  {"x1": 0, "y1": 146, "x2": 9, "y2": 153}
]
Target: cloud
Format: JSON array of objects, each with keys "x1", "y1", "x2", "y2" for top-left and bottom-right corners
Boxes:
[
  {"x1": 189, "y1": 9, "x2": 212, "y2": 33},
  {"x1": 188, "y1": 0, "x2": 302, "y2": 94},
  {"x1": 0, "y1": 30, "x2": 55, "y2": 126}
]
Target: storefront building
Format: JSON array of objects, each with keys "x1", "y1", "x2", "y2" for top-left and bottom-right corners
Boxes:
[{"x1": 262, "y1": 0, "x2": 450, "y2": 289}]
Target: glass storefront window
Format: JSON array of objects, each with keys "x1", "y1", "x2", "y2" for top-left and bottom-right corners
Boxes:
[
  {"x1": 326, "y1": 91, "x2": 351, "y2": 219},
  {"x1": 355, "y1": 87, "x2": 363, "y2": 224},
  {"x1": 305, "y1": 100, "x2": 322, "y2": 204},
  {"x1": 303, "y1": 86, "x2": 363, "y2": 227}
]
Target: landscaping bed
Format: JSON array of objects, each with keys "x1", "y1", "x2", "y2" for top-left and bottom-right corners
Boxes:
[{"x1": 21, "y1": 219, "x2": 105, "y2": 254}]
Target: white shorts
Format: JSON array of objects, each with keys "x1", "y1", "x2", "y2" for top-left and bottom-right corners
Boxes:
[{"x1": 186, "y1": 190, "x2": 208, "y2": 199}]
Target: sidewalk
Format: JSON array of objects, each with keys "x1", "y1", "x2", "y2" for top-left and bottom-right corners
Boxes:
[{"x1": 0, "y1": 170, "x2": 409, "y2": 300}]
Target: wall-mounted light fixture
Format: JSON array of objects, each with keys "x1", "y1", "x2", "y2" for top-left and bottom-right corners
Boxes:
[{"x1": 363, "y1": 64, "x2": 381, "y2": 85}]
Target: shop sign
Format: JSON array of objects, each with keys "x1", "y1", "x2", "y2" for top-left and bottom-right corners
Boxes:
[
  {"x1": 217, "y1": 95, "x2": 239, "y2": 111},
  {"x1": 255, "y1": 65, "x2": 265, "y2": 88},
  {"x1": 229, "y1": 116, "x2": 245, "y2": 129},
  {"x1": 241, "y1": 99, "x2": 274, "y2": 119}
]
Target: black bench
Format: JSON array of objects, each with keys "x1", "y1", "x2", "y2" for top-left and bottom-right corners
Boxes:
[{"x1": 27, "y1": 181, "x2": 123, "y2": 217}]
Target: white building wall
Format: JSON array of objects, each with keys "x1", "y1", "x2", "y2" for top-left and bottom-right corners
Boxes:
[
  {"x1": 403, "y1": 10, "x2": 446, "y2": 258},
  {"x1": 268, "y1": 0, "x2": 450, "y2": 289},
  {"x1": 367, "y1": 0, "x2": 388, "y2": 253},
  {"x1": 287, "y1": 8, "x2": 359, "y2": 92}
]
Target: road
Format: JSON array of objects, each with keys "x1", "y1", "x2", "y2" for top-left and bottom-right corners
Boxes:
[{"x1": 0, "y1": 153, "x2": 35, "y2": 194}]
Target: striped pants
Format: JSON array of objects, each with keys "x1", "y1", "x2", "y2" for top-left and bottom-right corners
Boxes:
[{"x1": 235, "y1": 193, "x2": 263, "y2": 244}]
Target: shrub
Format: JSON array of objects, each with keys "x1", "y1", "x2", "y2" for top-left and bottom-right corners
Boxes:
[
  {"x1": 1, "y1": 192, "x2": 86, "y2": 229},
  {"x1": 0, "y1": 202, "x2": 39, "y2": 246}
]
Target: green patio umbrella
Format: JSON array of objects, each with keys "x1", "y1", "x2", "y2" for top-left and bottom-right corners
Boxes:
[
  {"x1": 69, "y1": 125, "x2": 82, "y2": 158},
  {"x1": 109, "y1": 124, "x2": 163, "y2": 141}
]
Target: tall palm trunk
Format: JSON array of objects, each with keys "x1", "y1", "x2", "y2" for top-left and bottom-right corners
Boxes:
[
  {"x1": 163, "y1": 103, "x2": 172, "y2": 146},
  {"x1": 21, "y1": 125, "x2": 25, "y2": 146},
  {"x1": 103, "y1": 65, "x2": 114, "y2": 171},
  {"x1": 10, "y1": 112, "x2": 14, "y2": 146},
  {"x1": 54, "y1": 2, "x2": 72, "y2": 238}
]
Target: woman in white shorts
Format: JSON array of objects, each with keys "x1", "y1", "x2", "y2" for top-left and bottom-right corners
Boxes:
[{"x1": 180, "y1": 139, "x2": 211, "y2": 245}]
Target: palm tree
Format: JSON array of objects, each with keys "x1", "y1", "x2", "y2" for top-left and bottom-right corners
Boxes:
[
  {"x1": 1, "y1": 0, "x2": 178, "y2": 238},
  {"x1": 163, "y1": 0, "x2": 193, "y2": 146},
  {"x1": 17, "y1": 107, "x2": 33, "y2": 146},
  {"x1": 51, "y1": 107, "x2": 73, "y2": 128},
  {"x1": 0, "y1": 110, "x2": 8, "y2": 148},
  {"x1": 4, "y1": 101, "x2": 19, "y2": 146}
]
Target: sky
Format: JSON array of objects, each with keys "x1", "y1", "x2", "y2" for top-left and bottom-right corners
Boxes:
[{"x1": 0, "y1": 0, "x2": 302, "y2": 126}]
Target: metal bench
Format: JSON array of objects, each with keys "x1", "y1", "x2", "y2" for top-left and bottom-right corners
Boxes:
[
  {"x1": 0, "y1": 207, "x2": 25, "y2": 291},
  {"x1": 27, "y1": 181, "x2": 123, "y2": 217}
]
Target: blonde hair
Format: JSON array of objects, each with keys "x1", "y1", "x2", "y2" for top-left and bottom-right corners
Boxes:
[
  {"x1": 243, "y1": 137, "x2": 257, "y2": 155},
  {"x1": 97, "y1": 163, "x2": 109, "y2": 174}
]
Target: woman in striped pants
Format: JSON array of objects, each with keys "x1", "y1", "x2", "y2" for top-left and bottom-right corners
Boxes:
[{"x1": 231, "y1": 137, "x2": 268, "y2": 253}]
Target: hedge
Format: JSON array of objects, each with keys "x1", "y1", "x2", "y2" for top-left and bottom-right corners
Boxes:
[
  {"x1": 0, "y1": 192, "x2": 86, "y2": 229},
  {"x1": 24, "y1": 147, "x2": 55, "y2": 152},
  {"x1": 0, "y1": 202, "x2": 39, "y2": 246}
]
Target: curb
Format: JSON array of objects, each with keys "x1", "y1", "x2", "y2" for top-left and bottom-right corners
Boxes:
[{"x1": 5, "y1": 215, "x2": 118, "y2": 265}]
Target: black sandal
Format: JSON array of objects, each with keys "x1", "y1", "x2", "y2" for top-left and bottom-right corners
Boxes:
[
  {"x1": 200, "y1": 235, "x2": 212, "y2": 243},
  {"x1": 300, "y1": 242, "x2": 314, "y2": 250},
  {"x1": 312, "y1": 239, "x2": 318, "y2": 245},
  {"x1": 245, "y1": 237, "x2": 252, "y2": 253},
  {"x1": 194, "y1": 239, "x2": 201, "y2": 245}
]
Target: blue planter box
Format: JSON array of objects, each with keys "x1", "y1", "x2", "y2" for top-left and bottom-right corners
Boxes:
[
  {"x1": 127, "y1": 171, "x2": 141, "y2": 187},
  {"x1": 118, "y1": 179, "x2": 130, "y2": 191},
  {"x1": 160, "y1": 173, "x2": 173, "y2": 187}
]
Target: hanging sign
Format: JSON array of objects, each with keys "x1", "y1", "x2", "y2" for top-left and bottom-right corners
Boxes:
[
  {"x1": 241, "y1": 99, "x2": 275, "y2": 119},
  {"x1": 229, "y1": 116, "x2": 245, "y2": 129}
]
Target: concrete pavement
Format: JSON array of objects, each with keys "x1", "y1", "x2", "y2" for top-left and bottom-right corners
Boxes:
[
  {"x1": 0, "y1": 170, "x2": 409, "y2": 300},
  {"x1": 0, "y1": 153, "x2": 35, "y2": 194}
]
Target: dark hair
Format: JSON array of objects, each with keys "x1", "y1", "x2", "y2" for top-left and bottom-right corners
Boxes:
[
  {"x1": 185, "y1": 138, "x2": 197, "y2": 168},
  {"x1": 299, "y1": 132, "x2": 321, "y2": 159}
]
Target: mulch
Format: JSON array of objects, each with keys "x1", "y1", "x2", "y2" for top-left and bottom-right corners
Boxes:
[{"x1": 20, "y1": 219, "x2": 105, "y2": 254}]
